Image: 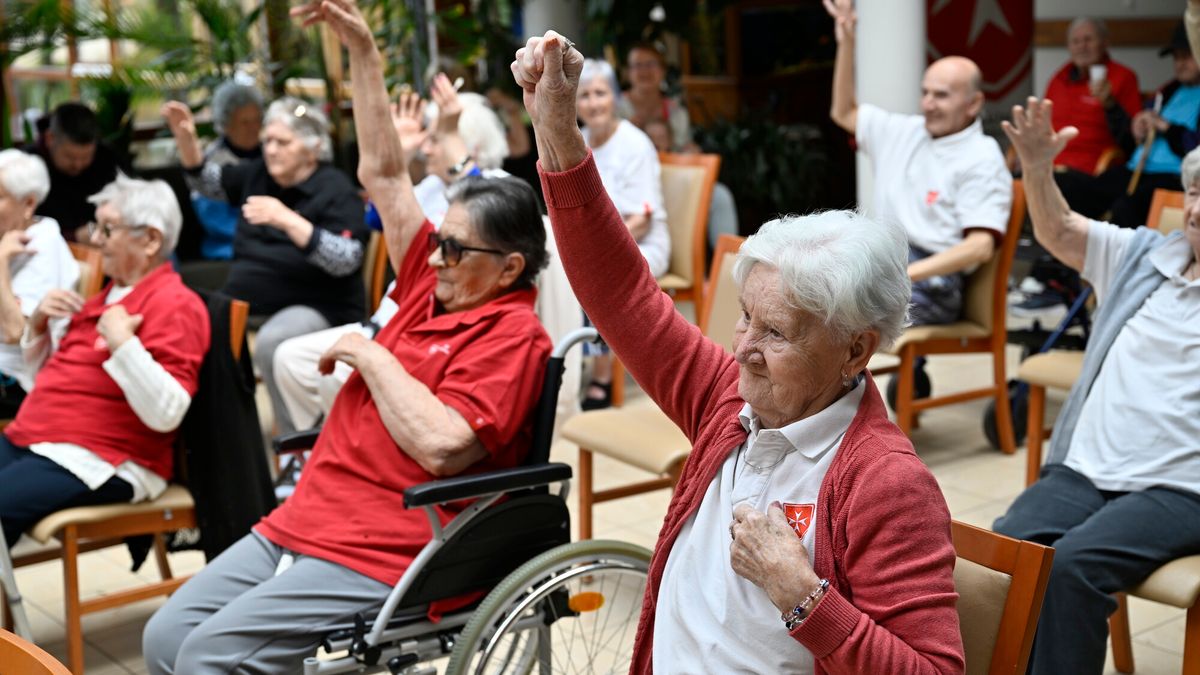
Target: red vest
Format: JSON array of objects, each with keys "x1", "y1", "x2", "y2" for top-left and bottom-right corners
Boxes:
[
  {"x1": 6, "y1": 264, "x2": 209, "y2": 479},
  {"x1": 1046, "y1": 57, "x2": 1142, "y2": 174}
]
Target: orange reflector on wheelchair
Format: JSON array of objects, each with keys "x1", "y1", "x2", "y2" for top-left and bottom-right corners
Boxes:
[{"x1": 568, "y1": 592, "x2": 605, "y2": 613}]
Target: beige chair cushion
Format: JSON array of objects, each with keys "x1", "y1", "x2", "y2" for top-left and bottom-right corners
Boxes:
[
  {"x1": 560, "y1": 399, "x2": 690, "y2": 476},
  {"x1": 661, "y1": 164, "x2": 707, "y2": 284},
  {"x1": 888, "y1": 322, "x2": 989, "y2": 352},
  {"x1": 954, "y1": 557, "x2": 1012, "y2": 675},
  {"x1": 1129, "y1": 555, "x2": 1200, "y2": 608},
  {"x1": 1016, "y1": 350, "x2": 1084, "y2": 390},
  {"x1": 1158, "y1": 206, "x2": 1185, "y2": 235},
  {"x1": 656, "y1": 273, "x2": 691, "y2": 292},
  {"x1": 29, "y1": 485, "x2": 194, "y2": 544},
  {"x1": 703, "y1": 250, "x2": 741, "y2": 350}
]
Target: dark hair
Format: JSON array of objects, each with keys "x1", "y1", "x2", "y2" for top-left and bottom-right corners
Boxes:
[
  {"x1": 446, "y1": 176, "x2": 548, "y2": 290},
  {"x1": 48, "y1": 102, "x2": 100, "y2": 145},
  {"x1": 627, "y1": 41, "x2": 666, "y2": 67}
]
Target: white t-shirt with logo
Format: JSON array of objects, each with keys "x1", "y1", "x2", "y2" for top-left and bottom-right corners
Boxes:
[
  {"x1": 653, "y1": 383, "x2": 864, "y2": 674},
  {"x1": 856, "y1": 104, "x2": 1011, "y2": 254}
]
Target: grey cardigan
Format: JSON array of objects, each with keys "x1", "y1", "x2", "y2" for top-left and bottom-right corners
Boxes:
[{"x1": 1046, "y1": 227, "x2": 1186, "y2": 466}]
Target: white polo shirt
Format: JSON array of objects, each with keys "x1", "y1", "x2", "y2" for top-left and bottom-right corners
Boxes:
[
  {"x1": 1064, "y1": 221, "x2": 1200, "y2": 494},
  {"x1": 653, "y1": 382, "x2": 865, "y2": 674},
  {"x1": 856, "y1": 104, "x2": 1011, "y2": 254}
]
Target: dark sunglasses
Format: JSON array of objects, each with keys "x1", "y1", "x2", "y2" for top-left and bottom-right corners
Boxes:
[{"x1": 427, "y1": 232, "x2": 505, "y2": 267}]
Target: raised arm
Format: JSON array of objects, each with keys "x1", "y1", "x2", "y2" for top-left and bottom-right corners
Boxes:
[
  {"x1": 293, "y1": 0, "x2": 426, "y2": 274},
  {"x1": 430, "y1": 73, "x2": 477, "y2": 178},
  {"x1": 824, "y1": 0, "x2": 859, "y2": 134},
  {"x1": 1002, "y1": 97, "x2": 1089, "y2": 272}
]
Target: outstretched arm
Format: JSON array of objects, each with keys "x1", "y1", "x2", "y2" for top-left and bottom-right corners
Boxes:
[
  {"x1": 1002, "y1": 97, "x2": 1089, "y2": 272},
  {"x1": 293, "y1": 0, "x2": 426, "y2": 274},
  {"x1": 824, "y1": 0, "x2": 859, "y2": 134}
]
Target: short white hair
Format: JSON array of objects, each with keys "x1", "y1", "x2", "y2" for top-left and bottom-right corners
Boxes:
[
  {"x1": 0, "y1": 149, "x2": 50, "y2": 205},
  {"x1": 88, "y1": 174, "x2": 183, "y2": 256},
  {"x1": 425, "y1": 92, "x2": 510, "y2": 170},
  {"x1": 1183, "y1": 147, "x2": 1200, "y2": 189},
  {"x1": 733, "y1": 211, "x2": 912, "y2": 349},
  {"x1": 263, "y1": 96, "x2": 332, "y2": 161},
  {"x1": 579, "y1": 58, "x2": 622, "y2": 106}
]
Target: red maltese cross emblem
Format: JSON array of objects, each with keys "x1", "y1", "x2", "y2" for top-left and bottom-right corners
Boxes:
[
  {"x1": 925, "y1": 190, "x2": 939, "y2": 206},
  {"x1": 783, "y1": 503, "x2": 815, "y2": 538}
]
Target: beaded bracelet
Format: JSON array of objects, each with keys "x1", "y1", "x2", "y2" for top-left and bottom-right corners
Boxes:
[{"x1": 782, "y1": 578, "x2": 830, "y2": 631}]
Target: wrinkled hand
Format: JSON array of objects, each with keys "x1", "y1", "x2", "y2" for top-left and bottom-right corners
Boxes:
[
  {"x1": 729, "y1": 502, "x2": 822, "y2": 614},
  {"x1": 292, "y1": 0, "x2": 374, "y2": 53},
  {"x1": 430, "y1": 73, "x2": 464, "y2": 137},
  {"x1": 97, "y1": 304, "x2": 143, "y2": 352},
  {"x1": 390, "y1": 91, "x2": 428, "y2": 163},
  {"x1": 511, "y1": 30, "x2": 583, "y2": 130},
  {"x1": 161, "y1": 101, "x2": 197, "y2": 138},
  {"x1": 1132, "y1": 110, "x2": 1169, "y2": 143},
  {"x1": 31, "y1": 288, "x2": 84, "y2": 334},
  {"x1": 0, "y1": 231, "x2": 32, "y2": 262},
  {"x1": 243, "y1": 196, "x2": 299, "y2": 231},
  {"x1": 1089, "y1": 78, "x2": 1112, "y2": 106},
  {"x1": 318, "y1": 331, "x2": 380, "y2": 375},
  {"x1": 1001, "y1": 97, "x2": 1077, "y2": 173},
  {"x1": 821, "y1": 0, "x2": 857, "y2": 43}
]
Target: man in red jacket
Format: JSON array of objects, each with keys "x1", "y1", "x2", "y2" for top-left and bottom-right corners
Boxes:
[{"x1": 0, "y1": 175, "x2": 209, "y2": 548}]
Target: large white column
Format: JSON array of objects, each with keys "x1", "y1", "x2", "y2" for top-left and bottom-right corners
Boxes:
[
  {"x1": 854, "y1": 0, "x2": 926, "y2": 214},
  {"x1": 520, "y1": 0, "x2": 584, "y2": 43}
]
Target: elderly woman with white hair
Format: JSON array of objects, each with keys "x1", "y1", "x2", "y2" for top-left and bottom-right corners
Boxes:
[
  {"x1": 576, "y1": 56, "x2": 670, "y2": 408},
  {"x1": 0, "y1": 149, "x2": 79, "y2": 416},
  {"x1": 163, "y1": 95, "x2": 368, "y2": 433},
  {"x1": 514, "y1": 32, "x2": 964, "y2": 672},
  {"x1": 0, "y1": 175, "x2": 209, "y2": 548}
]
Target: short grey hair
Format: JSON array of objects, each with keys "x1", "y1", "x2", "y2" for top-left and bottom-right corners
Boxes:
[
  {"x1": 263, "y1": 96, "x2": 332, "y2": 161},
  {"x1": 425, "y1": 92, "x2": 510, "y2": 170},
  {"x1": 1068, "y1": 17, "x2": 1109, "y2": 43},
  {"x1": 1182, "y1": 147, "x2": 1200, "y2": 189},
  {"x1": 733, "y1": 210, "x2": 912, "y2": 349},
  {"x1": 0, "y1": 149, "x2": 50, "y2": 205},
  {"x1": 212, "y1": 80, "x2": 263, "y2": 135},
  {"x1": 88, "y1": 174, "x2": 183, "y2": 256},
  {"x1": 579, "y1": 58, "x2": 622, "y2": 106}
]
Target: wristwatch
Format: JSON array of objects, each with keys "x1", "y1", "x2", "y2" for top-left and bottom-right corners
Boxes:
[
  {"x1": 782, "y1": 578, "x2": 829, "y2": 630},
  {"x1": 448, "y1": 154, "x2": 474, "y2": 177}
]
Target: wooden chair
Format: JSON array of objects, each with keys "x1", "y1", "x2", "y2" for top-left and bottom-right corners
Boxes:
[
  {"x1": 363, "y1": 230, "x2": 390, "y2": 315},
  {"x1": 0, "y1": 628, "x2": 71, "y2": 675},
  {"x1": 66, "y1": 243, "x2": 102, "y2": 298},
  {"x1": 610, "y1": 152, "x2": 721, "y2": 407},
  {"x1": 1, "y1": 299, "x2": 250, "y2": 674},
  {"x1": 951, "y1": 520, "x2": 1054, "y2": 675},
  {"x1": 562, "y1": 234, "x2": 743, "y2": 540},
  {"x1": 888, "y1": 180, "x2": 1027, "y2": 453},
  {"x1": 1147, "y1": 189, "x2": 1185, "y2": 234}
]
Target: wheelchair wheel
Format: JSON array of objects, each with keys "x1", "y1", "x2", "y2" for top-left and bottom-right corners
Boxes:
[
  {"x1": 885, "y1": 362, "x2": 932, "y2": 410},
  {"x1": 445, "y1": 539, "x2": 651, "y2": 675},
  {"x1": 983, "y1": 380, "x2": 1028, "y2": 450}
]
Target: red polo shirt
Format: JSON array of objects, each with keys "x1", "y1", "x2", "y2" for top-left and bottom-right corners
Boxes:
[
  {"x1": 1046, "y1": 57, "x2": 1141, "y2": 174},
  {"x1": 257, "y1": 220, "x2": 552, "y2": 585},
  {"x1": 5, "y1": 263, "x2": 209, "y2": 479}
]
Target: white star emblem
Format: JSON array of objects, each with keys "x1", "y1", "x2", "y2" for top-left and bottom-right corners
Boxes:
[{"x1": 931, "y1": 0, "x2": 1014, "y2": 47}]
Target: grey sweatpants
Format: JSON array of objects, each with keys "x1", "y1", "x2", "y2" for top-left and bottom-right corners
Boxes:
[{"x1": 143, "y1": 531, "x2": 392, "y2": 674}]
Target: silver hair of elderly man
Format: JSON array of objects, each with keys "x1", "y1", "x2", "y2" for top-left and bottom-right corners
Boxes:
[
  {"x1": 264, "y1": 96, "x2": 333, "y2": 162},
  {"x1": 424, "y1": 92, "x2": 511, "y2": 170},
  {"x1": 578, "y1": 58, "x2": 622, "y2": 106},
  {"x1": 87, "y1": 174, "x2": 184, "y2": 256},
  {"x1": 733, "y1": 210, "x2": 912, "y2": 350},
  {"x1": 0, "y1": 149, "x2": 51, "y2": 206},
  {"x1": 212, "y1": 80, "x2": 264, "y2": 135},
  {"x1": 1067, "y1": 17, "x2": 1109, "y2": 42}
]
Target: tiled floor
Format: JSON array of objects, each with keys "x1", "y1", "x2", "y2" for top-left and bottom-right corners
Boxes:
[{"x1": 6, "y1": 348, "x2": 1187, "y2": 673}]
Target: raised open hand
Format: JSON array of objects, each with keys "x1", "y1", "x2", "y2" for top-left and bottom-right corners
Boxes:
[
  {"x1": 160, "y1": 101, "x2": 196, "y2": 138},
  {"x1": 291, "y1": 0, "x2": 373, "y2": 53},
  {"x1": 430, "y1": 73, "x2": 464, "y2": 137},
  {"x1": 390, "y1": 90, "x2": 428, "y2": 162},
  {"x1": 821, "y1": 0, "x2": 856, "y2": 43},
  {"x1": 1001, "y1": 97, "x2": 1077, "y2": 173}
]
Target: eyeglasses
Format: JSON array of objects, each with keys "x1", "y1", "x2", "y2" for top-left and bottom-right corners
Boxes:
[
  {"x1": 427, "y1": 232, "x2": 505, "y2": 267},
  {"x1": 88, "y1": 221, "x2": 147, "y2": 239}
]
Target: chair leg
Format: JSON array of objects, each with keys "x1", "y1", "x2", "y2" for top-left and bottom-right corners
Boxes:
[
  {"x1": 153, "y1": 534, "x2": 174, "y2": 581},
  {"x1": 579, "y1": 447, "x2": 594, "y2": 541},
  {"x1": 62, "y1": 526, "x2": 85, "y2": 675},
  {"x1": 611, "y1": 359, "x2": 626, "y2": 408},
  {"x1": 1110, "y1": 593, "x2": 1135, "y2": 674},
  {"x1": 1183, "y1": 602, "x2": 1200, "y2": 675},
  {"x1": 894, "y1": 348, "x2": 915, "y2": 437},
  {"x1": 1026, "y1": 386, "x2": 1045, "y2": 487},
  {"x1": 992, "y1": 347, "x2": 1017, "y2": 454}
]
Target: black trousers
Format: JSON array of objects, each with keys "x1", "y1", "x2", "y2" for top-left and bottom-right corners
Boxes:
[{"x1": 1055, "y1": 167, "x2": 1182, "y2": 228}]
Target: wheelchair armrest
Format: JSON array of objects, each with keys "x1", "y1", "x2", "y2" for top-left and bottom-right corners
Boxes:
[
  {"x1": 403, "y1": 462, "x2": 572, "y2": 508},
  {"x1": 273, "y1": 428, "x2": 321, "y2": 455}
]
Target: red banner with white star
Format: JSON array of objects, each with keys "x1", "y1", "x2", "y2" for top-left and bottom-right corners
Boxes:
[{"x1": 927, "y1": 0, "x2": 1034, "y2": 105}]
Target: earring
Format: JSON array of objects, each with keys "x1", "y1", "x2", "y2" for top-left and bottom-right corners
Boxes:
[{"x1": 841, "y1": 371, "x2": 853, "y2": 388}]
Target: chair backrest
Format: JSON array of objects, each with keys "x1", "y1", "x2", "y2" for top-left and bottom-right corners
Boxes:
[
  {"x1": 964, "y1": 179, "x2": 1026, "y2": 335},
  {"x1": 660, "y1": 152, "x2": 721, "y2": 290},
  {"x1": 1146, "y1": 189, "x2": 1185, "y2": 234},
  {"x1": 363, "y1": 231, "x2": 390, "y2": 314},
  {"x1": 952, "y1": 520, "x2": 1054, "y2": 675},
  {"x1": 700, "y1": 234, "x2": 745, "y2": 350},
  {"x1": 229, "y1": 298, "x2": 249, "y2": 361},
  {"x1": 0, "y1": 628, "x2": 72, "y2": 674},
  {"x1": 67, "y1": 242, "x2": 103, "y2": 298}
]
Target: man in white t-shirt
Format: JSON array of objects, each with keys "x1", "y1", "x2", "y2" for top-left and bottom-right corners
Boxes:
[
  {"x1": 0, "y1": 149, "x2": 80, "y2": 416},
  {"x1": 825, "y1": 0, "x2": 1012, "y2": 325},
  {"x1": 993, "y1": 98, "x2": 1200, "y2": 675}
]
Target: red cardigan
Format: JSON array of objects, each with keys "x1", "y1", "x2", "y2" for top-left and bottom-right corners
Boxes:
[{"x1": 540, "y1": 153, "x2": 964, "y2": 674}]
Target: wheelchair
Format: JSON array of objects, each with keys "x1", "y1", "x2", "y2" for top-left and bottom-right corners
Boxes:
[{"x1": 271, "y1": 328, "x2": 651, "y2": 674}]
